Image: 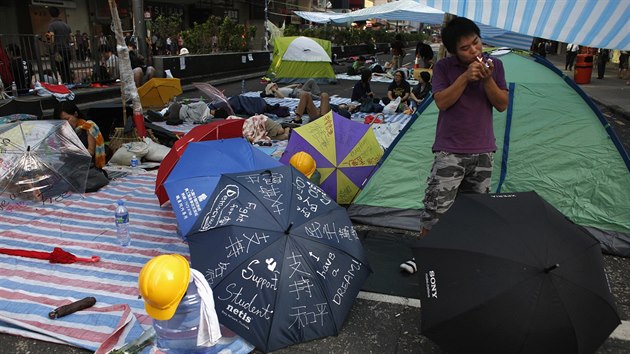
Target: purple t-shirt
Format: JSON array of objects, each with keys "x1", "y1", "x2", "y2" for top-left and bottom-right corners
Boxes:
[{"x1": 431, "y1": 55, "x2": 507, "y2": 153}]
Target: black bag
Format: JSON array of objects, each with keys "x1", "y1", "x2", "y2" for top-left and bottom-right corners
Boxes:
[
  {"x1": 85, "y1": 167, "x2": 110, "y2": 193},
  {"x1": 360, "y1": 98, "x2": 383, "y2": 113}
]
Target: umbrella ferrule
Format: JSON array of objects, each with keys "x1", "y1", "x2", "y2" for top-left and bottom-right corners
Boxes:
[{"x1": 544, "y1": 263, "x2": 560, "y2": 273}]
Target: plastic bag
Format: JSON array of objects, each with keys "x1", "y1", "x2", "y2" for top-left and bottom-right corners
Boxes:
[{"x1": 383, "y1": 97, "x2": 401, "y2": 115}]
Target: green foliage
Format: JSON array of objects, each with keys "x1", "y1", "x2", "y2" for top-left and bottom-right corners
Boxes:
[
  {"x1": 152, "y1": 15, "x2": 182, "y2": 42},
  {"x1": 180, "y1": 16, "x2": 223, "y2": 54}
]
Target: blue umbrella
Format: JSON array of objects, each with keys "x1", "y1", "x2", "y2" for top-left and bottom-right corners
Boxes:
[
  {"x1": 163, "y1": 138, "x2": 282, "y2": 237},
  {"x1": 187, "y1": 165, "x2": 371, "y2": 353}
]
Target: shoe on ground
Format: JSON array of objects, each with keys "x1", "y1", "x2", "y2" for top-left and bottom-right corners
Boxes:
[{"x1": 400, "y1": 259, "x2": 417, "y2": 274}]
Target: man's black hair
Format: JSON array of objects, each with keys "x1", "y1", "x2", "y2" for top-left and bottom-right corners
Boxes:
[
  {"x1": 49, "y1": 6, "x2": 60, "y2": 18},
  {"x1": 420, "y1": 71, "x2": 431, "y2": 83},
  {"x1": 441, "y1": 17, "x2": 481, "y2": 54},
  {"x1": 214, "y1": 107, "x2": 228, "y2": 119}
]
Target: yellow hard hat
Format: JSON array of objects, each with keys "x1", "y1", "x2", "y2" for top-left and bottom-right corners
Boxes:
[
  {"x1": 138, "y1": 254, "x2": 190, "y2": 321},
  {"x1": 289, "y1": 152, "x2": 316, "y2": 178}
]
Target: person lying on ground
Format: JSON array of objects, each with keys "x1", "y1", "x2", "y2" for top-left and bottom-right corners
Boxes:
[
  {"x1": 241, "y1": 114, "x2": 291, "y2": 143},
  {"x1": 53, "y1": 101, "x2": 107, "y2": 168},
  {"x1": 292, "y1": 91, "x2": 330, "y2": 124},
  {"x1": 292, "y1": 91, "x2": 356, "y2": 124},
  {"x1": 262, "y1": 79, "x2": 321, "y2": 99}
]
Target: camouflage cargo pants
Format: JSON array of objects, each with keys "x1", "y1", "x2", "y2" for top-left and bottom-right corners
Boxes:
[{"x1": 420, "y1": 151, "x2": 494, "y2": 230}]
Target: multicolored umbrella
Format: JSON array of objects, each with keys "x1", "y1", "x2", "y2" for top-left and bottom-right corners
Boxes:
[{"x1": 280, "y1": 111, "x2": 384, "y2": 204}]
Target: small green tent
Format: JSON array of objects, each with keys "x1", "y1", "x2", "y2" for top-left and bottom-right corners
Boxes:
[
  {"x1": 348, "y1": 50, "x2": 630, "y2": 256},
  {"x1": 268, "y1": 36, "x2": 336, "y2": 84}
]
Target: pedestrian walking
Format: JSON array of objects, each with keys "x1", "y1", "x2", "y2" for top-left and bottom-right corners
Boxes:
[
  {"x1": 597, "y1": 48, "x2": 610, "y2": 79},
  {"x1": 565, "y1": 42, "x2": 579, "y2": 70}
]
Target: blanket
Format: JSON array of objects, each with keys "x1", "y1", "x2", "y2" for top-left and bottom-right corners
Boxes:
[{"x1": 0, "y1": 173, "x2": 252, "y2": 353}]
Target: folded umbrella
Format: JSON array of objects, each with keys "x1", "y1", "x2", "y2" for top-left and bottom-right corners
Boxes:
[{"x1": 0, "y1": 247, "x2": 100, "y2": 264}]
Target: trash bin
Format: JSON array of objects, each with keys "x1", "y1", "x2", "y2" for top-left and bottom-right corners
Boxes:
[{"x1": 574, "y1": 54, "x2": 593, "y2": 84}]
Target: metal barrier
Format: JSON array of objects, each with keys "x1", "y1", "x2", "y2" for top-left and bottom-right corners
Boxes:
[{"x1": 0, "y1": 33, "x2": 126, "y2": 90}]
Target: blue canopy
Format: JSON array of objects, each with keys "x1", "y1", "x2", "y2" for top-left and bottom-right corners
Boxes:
[{"x1": 423, "y1": 0, "x2": 630, "y2": 50}]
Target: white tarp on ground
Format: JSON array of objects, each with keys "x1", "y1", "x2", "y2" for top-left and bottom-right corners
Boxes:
[{"x1": 423, "y1": 0, "x2": 630, "y2": 50}]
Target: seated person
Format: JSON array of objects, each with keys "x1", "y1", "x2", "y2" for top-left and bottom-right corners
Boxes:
[
  {"x1": 351, "y1": 69, "x2": 374, "y2": 102},
  {"x1": 53, "y1": 101, "x2": 107, "y2": 168},
  {"x1": 289, "y1": 151, "x2": 321, "y2": 185},
  {"x1": 292, "y1": 91, "x2": 330, "y2": 124},
  {"x1": 386, "y1": 69, "x2": 411, "y2": 112},
  {"x1": 347, "y1": 55, "x2": 367, "y2": 75},
  {"x1": 262, "y1": 78, "x2": 321, "y2": 100},
  {"x1": 410, "y1": 71, "x2": 432, "y2": 109},
  {"x1": 128, "y1": 42, "x2": 155, "y2": 87}
]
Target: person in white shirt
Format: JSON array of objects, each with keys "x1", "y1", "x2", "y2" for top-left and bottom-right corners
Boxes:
[{"x1": 565, "y1": 43, "x2": 579, "y2": 71}]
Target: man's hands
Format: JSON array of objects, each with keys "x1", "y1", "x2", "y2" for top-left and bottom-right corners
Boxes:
[{"x1": 465, "y1": 57, "x2": 494, "y2": 82}]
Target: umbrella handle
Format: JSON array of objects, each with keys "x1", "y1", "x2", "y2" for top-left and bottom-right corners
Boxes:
[{"x1": 75, "y1": 255, "x2": 101, "y2": 263}]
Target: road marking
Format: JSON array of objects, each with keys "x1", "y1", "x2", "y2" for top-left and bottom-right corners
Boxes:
[
  {"x1": 358, "y1": 293, "x2": 630, "y2": 342},
  {"x1": 358, "y1": 291, "x2": 421, "y2": 308},
  {"x1": 610, "y1": 320, "x2": 630, "y2": 341}
]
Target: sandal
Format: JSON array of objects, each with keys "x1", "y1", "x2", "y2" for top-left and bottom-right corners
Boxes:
[{"x1": 291, "y1": 112, "x2": 303, "y2": 124}]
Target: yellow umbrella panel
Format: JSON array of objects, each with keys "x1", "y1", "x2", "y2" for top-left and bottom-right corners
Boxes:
[
  {"x1": 138, "y1": 78, "x2": 182, "y2": 108},
  {"x1": 281, "y1": 111, "x2": 383, "y2": 204}
]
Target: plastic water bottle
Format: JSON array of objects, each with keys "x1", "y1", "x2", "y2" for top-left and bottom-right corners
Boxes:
[
  {"x1": 130, "y1": 155, "x2": 139, "y2": 174},
  {"x1": 114, "y1": 200, "x2": 131, "y2": 247},
  {"x1": 153, "y1": 281, "x2": 204, "y2": 353},
  {"x1": 11, "y1": 81, "x2": 17, "y2": 97}
]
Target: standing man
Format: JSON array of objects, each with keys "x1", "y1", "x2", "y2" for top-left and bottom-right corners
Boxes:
[
  {"x1": 565, "y1": 42, "x2": 579, "y2": 71},
  {"x1": 390, "y1": 34, "x2": 404, "y2": 70},
  {"x1": 420, "y1": 16, "x2": 508, "y2": 238},
  {"x1": 596, "y1": 48, "x2": 610, "y2": 79},
  {"x1": 47, "y1": 7, "x2": 72, "y2": 84}
]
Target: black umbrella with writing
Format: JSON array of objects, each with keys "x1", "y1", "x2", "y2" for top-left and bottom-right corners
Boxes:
[{"x1": 412, "y1": 191, "x2": 620, "y2": 354}]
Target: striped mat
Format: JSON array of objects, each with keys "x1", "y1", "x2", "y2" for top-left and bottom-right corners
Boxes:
[{"x1": 0, "y1": 173, "x2": 254, "y2": 353}]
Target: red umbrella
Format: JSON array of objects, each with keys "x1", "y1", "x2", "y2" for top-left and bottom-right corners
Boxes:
[
  {"x1": 0, "y1": 247, "x2": 100, "y2": 263},
  {"x1": 155, "y1": 119, "x2": 245, "y2": 206}
]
